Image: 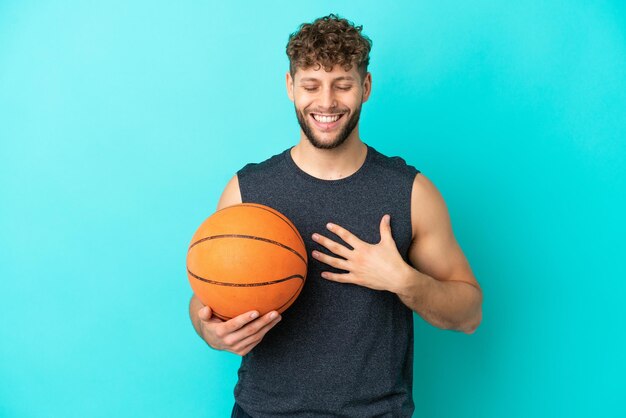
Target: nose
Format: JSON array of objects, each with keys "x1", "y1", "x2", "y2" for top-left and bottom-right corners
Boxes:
[{"x1": 318, "y1": 85, "x2": 338, "y2": 111}]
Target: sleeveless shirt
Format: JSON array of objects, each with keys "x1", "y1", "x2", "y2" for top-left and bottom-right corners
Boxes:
[{"x1": 234, "y1": 143, "x2": 420, "y2": 417}]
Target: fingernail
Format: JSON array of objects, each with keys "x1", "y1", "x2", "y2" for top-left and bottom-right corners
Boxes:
[
  {"x1": 270, "y1": 312, "x2": 278, "y2": 320},
  {"x1": 200, "y1": 306, "x2": 208, "y2": 316},
  {"x1": 250, "y1": 311, "x2": 259, "y2": 319},
  {"x1": 327, "y1": 223, "x2": 333, "y2": 229},
  {"x1": 312, "y1": 233, "x2": 319, "y2": 240}
]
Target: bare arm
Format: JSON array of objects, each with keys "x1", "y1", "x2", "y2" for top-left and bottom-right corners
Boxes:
[
  {"x1": 188, "y1": 174, "x2": 282, "y2": 355},
  {"x1": 396, "y1": 174, "x2": 482, "y2": 334},
  {"x1": 311, "y1": 173, "x2": 482, "y2": 334}
]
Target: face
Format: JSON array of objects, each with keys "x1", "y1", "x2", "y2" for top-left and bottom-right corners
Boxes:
[{"x1": 286, "y1": 64, "x2": 372, "y2": 149}]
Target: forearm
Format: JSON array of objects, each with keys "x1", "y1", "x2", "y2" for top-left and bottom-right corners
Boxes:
[{"x1": 396, "y1": 266, "x2": 482, "y2": 334}]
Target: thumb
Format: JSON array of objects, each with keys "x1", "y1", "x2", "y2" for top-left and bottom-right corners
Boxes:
[
  {"x1": 379, "y1": 214, "x2": 392, "y2": 242},
  {"x1": 198, "y1": 305, "x2": 212, "y2": 321}
]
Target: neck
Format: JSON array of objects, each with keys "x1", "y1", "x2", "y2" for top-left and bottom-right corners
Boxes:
[{"x1": 291, "y1": 132, "x2": 368, "y2": 181}]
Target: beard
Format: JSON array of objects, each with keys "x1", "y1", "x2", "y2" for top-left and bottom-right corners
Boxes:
[{"x1": 294, "y1": 103, "x2": 362, "y2": 150}]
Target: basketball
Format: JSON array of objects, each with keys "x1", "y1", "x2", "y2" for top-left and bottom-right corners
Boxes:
[{"x1": 187, "y1": 203, "x2": 307, "y2": 320}]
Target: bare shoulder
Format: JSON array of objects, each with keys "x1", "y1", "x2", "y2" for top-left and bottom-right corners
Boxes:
[
  {"x1": 408, "y1": 173, "x2": 480, "y2": 289},
  {"x1": 409, "y1": 173, "x2": 452, "y2": 240},
  {"x1": 216, "y1": 174, "x2": 243, "y2": 210}
]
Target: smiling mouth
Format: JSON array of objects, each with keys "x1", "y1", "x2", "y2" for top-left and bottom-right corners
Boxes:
[{"x1": 310, "y1": 113, "x2": 345, "y2": 123}]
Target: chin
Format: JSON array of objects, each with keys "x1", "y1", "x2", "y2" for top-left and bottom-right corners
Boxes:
[{"x1": 307, "y1": 135, "x2": 349, "y2": 150}]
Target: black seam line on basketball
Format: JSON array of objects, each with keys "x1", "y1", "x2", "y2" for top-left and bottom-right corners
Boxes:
[
  {"x1": 239, "y1": 204, "x2": 306, "y2": 248},
  {"x1": 188, "y1": 234, "x2": 306, "y2": 265},
  {"x1": 275, "y1": 274, "x2": 306, "y2": 311},
  {"x1": 188, "y1": 268, "x2": 304, "y2": 287},
  {"x1": 208, "y1": 274, "x2": 306, "y2": 320},
  {"x1": 239, "y1": 203, "x2": 306, "y2": 248},
  {"x1": 214, "y1": 203, "x2": 301, "y2": 244},
  {"x1": 212, "y1": 310, "x2": 230, "y2": 320}
]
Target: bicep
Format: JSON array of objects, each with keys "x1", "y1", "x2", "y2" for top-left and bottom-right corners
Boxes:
[
  {"x1": 408, "y1": 174, "x2": 480, "y2": 289},
  {"x1": 216, "y1": 174, "x2": 243, "y2": 210}
]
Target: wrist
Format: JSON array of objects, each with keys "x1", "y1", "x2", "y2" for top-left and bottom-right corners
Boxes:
[{"x1": 394, "y1": 263, "x2": 424, "y2": 298}]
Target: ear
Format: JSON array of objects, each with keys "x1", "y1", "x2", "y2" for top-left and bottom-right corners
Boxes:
[
  {"x1": 361, "y1": 72, "x2": 372, "y2": 104},
  {"x1": 286, "y1": 71, "x2": 294, "y2": 102}
]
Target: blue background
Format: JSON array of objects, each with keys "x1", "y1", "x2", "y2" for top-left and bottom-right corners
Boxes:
[{"x1": 1, "y1": 1, "x2": 625, "y2": 417}]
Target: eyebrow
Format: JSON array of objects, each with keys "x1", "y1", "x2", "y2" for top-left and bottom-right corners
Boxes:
[{"x1": 299, "y1": 76, "x2": 356, "y2": 82}]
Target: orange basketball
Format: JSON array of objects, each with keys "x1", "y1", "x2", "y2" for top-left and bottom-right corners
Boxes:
[{"x1": 187, "y1": 203, "x2": 307, "y2": 321}]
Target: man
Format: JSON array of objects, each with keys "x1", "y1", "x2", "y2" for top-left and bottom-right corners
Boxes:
[{"x1": 189, "y1": 14, "x2": 482, "y2": 418}]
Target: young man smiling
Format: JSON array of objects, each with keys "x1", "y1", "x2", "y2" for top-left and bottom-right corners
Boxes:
[{"x1": 189, "y1": 14, "x2": 482, "y2": 418}]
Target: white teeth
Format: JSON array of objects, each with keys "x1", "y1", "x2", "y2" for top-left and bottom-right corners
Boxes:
[{"x1": 312, "y1": 114, "x2": 341, "y2": 123}]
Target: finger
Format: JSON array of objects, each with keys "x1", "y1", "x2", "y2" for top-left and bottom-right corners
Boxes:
[
  {"x1": 311, "y1": 250, "x2": 349, "y2": 270},
  {"x1": 321, "y1": 271, "x2": 353, "y2": 283},
  {"x1": 221, "y1": 310, "x2": 260, "y2": 334},
  {"x1": 198, "y1": 306, "x2": 224, "y2": 325},
  {"x1": 234, "y1": 314, "x2": 282, "y2": 355},
  {"x1": 326, "y1": 222, "x2": 361, "y2": 248},
  {"x1": 311, "y1": 233, "x2": 352, "y2": 258},
  {"x1": 199, "y1": 304, "x2": 229, "y2": 323},
  {"x1": 233, "y1": 314, "x2": 282, "y2": 352},
  {"x1": 224, "y1": 311, "x2": 280, "y2": 345},
  {"x1": 235, "y1": 337, "x2": 265, "y2": 356},
  {"x1": 379, "y1": 214, "x2": 393, "y2": 242},
  {"x1": 198, "y1": 305, "x2": 212, "y2": 321}
]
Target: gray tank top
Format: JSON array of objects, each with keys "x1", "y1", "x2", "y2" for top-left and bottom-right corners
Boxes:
[{"x1": 234, "y1": 144, "x2": 420, "y2": 417}]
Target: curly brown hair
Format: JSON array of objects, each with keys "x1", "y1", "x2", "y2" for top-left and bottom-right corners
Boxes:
[{"x1": 286, "y1": 14, "x2": 372, "y2": 81}]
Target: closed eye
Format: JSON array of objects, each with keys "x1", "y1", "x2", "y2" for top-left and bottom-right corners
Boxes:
[{"x1": 302, "y1": 86, "x2": 352, "y2": 92}]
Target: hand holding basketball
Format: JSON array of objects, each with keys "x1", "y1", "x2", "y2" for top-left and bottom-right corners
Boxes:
[
  {"x1": 195, "y1": 299, "x2": 282, "y2": 356},
  {"x1": 187, "y1": 203, "x2": 307, "y2": 320}
]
